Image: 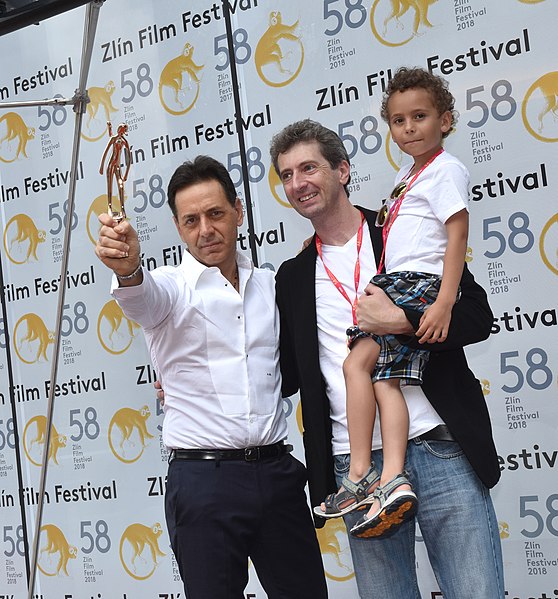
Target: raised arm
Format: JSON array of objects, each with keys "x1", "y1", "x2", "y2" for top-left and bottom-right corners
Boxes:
[
  {"x1": 415, "y1": 208, "x2": 468, "y2": 344},
  {"x1": 95, "y1": 213, "x2": 143, "y2": 286}
]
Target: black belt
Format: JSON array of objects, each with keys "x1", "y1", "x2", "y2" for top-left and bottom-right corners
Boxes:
[
  {"x1": 415, "y1": 425, "x2": 455, "y2": 442},
  {"x1": 169, "y1": 442, "x2": 292, "y2": 463}
]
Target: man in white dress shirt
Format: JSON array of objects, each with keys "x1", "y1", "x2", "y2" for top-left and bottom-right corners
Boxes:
[{"x1": 95, "y1": 155, "x2": 327, "y2": 599}]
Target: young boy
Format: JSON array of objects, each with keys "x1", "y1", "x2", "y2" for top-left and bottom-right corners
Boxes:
[{"x1": 315, "y1": 67, "x2": 469, "y2": 539}]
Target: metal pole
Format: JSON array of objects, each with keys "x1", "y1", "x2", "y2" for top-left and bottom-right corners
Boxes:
[
  {"x1": 221, "y1": 0, "x2": 258, "y2": 267},
  {"x1": 0, "y1": 68, "x2": 80, "y2": 598},
  {"x1": 0, "y1": 97, "x2": 75, "y2": 109},
  {"x1": 26, "y1": 2, "x2": 105, "y2": 597}
]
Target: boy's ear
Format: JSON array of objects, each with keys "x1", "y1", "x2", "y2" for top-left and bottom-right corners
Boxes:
[{"x1": 441, "y1": 110, "x2": 452, "y2": 133}]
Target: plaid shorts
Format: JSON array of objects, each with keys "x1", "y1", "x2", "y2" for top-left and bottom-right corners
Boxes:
[{"x1": 346, "y1": 272, "x2": 460, "y2": 385}]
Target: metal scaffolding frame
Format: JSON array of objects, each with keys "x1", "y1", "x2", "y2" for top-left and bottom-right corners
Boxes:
[
  {"x1": 0, "y1": 2, "x2": 104, "y2": 597},
  {"x1": 0, "y1": 2, "x2": 259, "y2": 596}
]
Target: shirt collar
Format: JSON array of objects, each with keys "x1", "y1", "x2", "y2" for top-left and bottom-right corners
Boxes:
[{"x1": 179, "y1": 248, "x2": 254, "y2": 288}]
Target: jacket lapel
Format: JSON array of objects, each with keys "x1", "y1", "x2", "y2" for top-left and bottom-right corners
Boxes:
[{"x1": 358, "y1": 206, "x2": 383, "y2": 269}]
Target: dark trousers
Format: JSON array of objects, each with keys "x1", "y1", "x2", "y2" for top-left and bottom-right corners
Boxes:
[{"x1": 165, "y1": 453, "x2": 328, "y2": 599}]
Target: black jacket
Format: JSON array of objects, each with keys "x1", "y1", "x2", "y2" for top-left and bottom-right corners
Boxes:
[{"x1": 276, "y1": 207, "x2": 500, "y2": 524}]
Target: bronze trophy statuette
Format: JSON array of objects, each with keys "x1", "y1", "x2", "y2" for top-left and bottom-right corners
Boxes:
[{"x1": 99, "y1": 121, "x2": 131, "y2": 223}]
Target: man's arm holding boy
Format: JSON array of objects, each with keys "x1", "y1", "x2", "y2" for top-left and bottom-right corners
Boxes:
[{"x1": 356, "y1": 261, "x2": 493, "y2": 351}]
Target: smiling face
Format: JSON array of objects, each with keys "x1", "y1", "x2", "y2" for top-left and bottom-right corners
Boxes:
[
  {"x1": 387, "y1": 87, "x2": 451, "y2": 169},
  {"x1": 276, "y1": 141, "x2": 350, "y2": 223},
  {"x1": 173, "y1": 178, "x2": 243, "y2": 273}
]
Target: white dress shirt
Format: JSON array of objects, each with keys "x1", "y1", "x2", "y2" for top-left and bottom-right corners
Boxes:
[{"x1": 111, "y1": 250, "x2": 288, "y2": 450}]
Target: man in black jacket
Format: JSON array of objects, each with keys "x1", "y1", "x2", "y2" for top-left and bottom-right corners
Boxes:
[{"x1": 271, "y1": 119, "x2": 504, "y2": 599}]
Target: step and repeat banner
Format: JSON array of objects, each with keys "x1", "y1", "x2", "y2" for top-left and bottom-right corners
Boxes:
[{"x1": 0, "y1": 1, "x2": 556, "y2": 597}]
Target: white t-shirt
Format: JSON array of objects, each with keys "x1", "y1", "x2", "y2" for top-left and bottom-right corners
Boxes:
[
  {"x1": 315, "y1": 221, "x2": 443, "y2": 455},
  {"x1": 386, "y1": 150, "x2": 469, "y2": 275}
]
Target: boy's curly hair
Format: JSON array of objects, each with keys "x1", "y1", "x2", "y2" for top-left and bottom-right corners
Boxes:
[{"x1": 380, "y1": 67, "x2": 457, "y2": 138}]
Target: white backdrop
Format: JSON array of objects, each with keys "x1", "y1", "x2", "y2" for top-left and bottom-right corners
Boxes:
[{"x1": 0, "y1": 1, "x2": 557, "y2": 597}]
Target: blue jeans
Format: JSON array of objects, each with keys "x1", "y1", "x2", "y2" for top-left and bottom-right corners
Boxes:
[{"x1": 335, "y1": 438, "x2": 505, "y2": 598}]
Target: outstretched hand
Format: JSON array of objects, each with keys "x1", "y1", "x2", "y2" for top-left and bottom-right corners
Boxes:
[{"x1": 95, "y1": 213, "x2": 141, "y2": 277}]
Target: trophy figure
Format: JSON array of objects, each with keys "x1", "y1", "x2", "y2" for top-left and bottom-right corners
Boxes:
[{"x1": 99, "y1": 122, "x2": 131, "y2": 223}]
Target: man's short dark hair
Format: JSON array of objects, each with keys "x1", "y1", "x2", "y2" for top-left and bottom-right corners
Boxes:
[
  {"x1": 167, "y1": 155, "x2": 237, "y2": 218},
  {"x1": 269, "y1": 119, "x2": 352, "y2": 195}
]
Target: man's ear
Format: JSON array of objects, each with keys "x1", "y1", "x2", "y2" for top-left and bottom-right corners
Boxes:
[
  {"x1": 234, "y1": 197, "x2": 244, "y2": 226},
  {"x1": 338, "y1": 160, "x2": 351, "y2": 185}
]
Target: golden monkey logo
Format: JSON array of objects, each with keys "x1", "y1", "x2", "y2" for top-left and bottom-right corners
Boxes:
[
  {"x1": 268, "y1": 163, "x2": 293, "y2": 208},
  {"x1": 158, "y1": 42, "x2": 204, "y2": 115},
  {"x1": 0, "y1": 111, "x2": 35, "y2": 162},
  {"x1": 37, "y1": 524, "x2": 77, "y2": 576},
  {"x1": 108, "y1": 405, "x2": 154, "y2": 463},
  {"x1": 97, "y1": 299, "x2": 140, "y2": 354},
  {"x1": 23, "y1": 415, "x2": 67, "y2": 466},
  {"x1": 14, "y1": 313, "x2": 55, "y2": 364},
  {"x1": 539, "y1": 212, "x2": 558, "y2": 276},
  {"x1": 82, "y1": 81, "x2": 119, "y2": 142},
  {"x1": 120, "y1": 522, "x2": 166, "y2": 579},
  {"x1": 465, "y1": 246, "x2": 473, "y2": 263},
  {"x1": 521, "y1": 72, "x2": 558, "y2": 143},
  {"x1": 86, "y1": 193, "x2": 126, "y2": 245},
  {"x1": 370, "y1": 0, "x2": 439, "y2": 47},
  {"x1": 317, "y1": 519, "x2": 355, "y2": 582},
  {"x1": 498, "y1": 521, "x2": 510, "y2": 539},
  {"x1": 480, "y1": 379, "x2": 490, "y2": 396},
  {"x1": 255, "y1": 12, "x2": 304, "y2": 87},
  {"x1": 3, "y1": 213, "x2": 46, "y2": 264}
]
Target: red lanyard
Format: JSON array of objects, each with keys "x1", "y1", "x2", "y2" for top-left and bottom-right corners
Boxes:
[
  {"x1": 377, "y1": 148, "x2": 444, "y2": 274},
  {"x1": 315, "y1": 211, "x2": 365, "y2": 325}
]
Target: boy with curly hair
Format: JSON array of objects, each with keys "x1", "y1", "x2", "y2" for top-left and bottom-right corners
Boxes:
[{"x1": 316, "y1": 67, "x2": 471, "y2": 540}]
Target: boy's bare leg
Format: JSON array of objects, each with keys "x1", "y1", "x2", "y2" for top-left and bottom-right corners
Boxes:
[
  {"x1": 343, "y1": 338, "x2": 380, "y2": 481},
  {"x1": 319, "y1": 337, "x2": 380, "y2": 512},
  {"x1": 365, "y1": 378, "x2": 411, "y2": 519}
]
